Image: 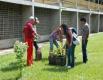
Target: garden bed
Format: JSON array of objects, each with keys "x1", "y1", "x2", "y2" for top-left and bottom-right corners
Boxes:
[{"x1": 48, "y1": 54, "x2": 66, "y2": 66}]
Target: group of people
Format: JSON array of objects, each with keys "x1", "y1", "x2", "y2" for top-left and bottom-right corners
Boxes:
[{"x1": 23, "y1": 16, "x2": 89, "y2": 68}]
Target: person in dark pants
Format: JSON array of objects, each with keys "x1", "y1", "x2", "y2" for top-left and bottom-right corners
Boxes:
[
  {"x1": 82, "y1": 40, "x2": 88, "y2": 63},
  {"x1": 32, "y1": 17, "x2": 40, "y2": 60},
  {"x1": 34, "y1": 39, "x2": 39, "y2": 60},
  {"x1": 80, "y1": 18, "x2": 89, "y2": 63},
  {"x1": 60, "y1": 24, "x2": 76, "y2": 68}
]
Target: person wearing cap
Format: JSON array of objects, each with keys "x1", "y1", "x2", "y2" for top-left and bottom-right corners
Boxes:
[{"x1": 23, "y1": 16, "x2": 39, "y2": 66}]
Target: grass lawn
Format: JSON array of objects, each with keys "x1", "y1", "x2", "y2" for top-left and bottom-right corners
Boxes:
[{"x1": 0, "y1": 32, "x2": 103, "y2": 80}]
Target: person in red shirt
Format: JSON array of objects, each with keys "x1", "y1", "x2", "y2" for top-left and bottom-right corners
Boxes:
[{"x1": 23, "y1": 16, "x2": 39, "y2": 66}]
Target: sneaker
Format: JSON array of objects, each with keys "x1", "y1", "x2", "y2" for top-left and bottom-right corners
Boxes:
[
  {"x1": 67, "y1": 66, "x2": 71, "y2": 69},
  {"x1": 65, "y1": 64, "x2": 68, "y2": 67}
]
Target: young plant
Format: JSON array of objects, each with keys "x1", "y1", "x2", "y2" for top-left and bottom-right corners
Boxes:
[
  {"x1": 56, "y1": 41, "x2": 66, "y2": 56},
  {"x1": 14, "y1": 41, "x2": 28, "y2": 78}
]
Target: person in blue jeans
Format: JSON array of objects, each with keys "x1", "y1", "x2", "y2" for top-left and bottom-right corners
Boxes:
[
  {"x1": 49, "y1": 27, "x2": 61, "y2": 54},
  {"x1": 60, "y1": 24, "x2": 76, "y2": 68}
]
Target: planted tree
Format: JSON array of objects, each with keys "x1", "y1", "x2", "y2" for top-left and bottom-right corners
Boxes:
[{"x1": 14, "y1": 41, "x2": 28, "y2": 79}]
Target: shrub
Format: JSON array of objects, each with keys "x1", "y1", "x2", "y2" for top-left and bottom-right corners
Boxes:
[{"x1": 14, "y1": 41, "x2": 28, "y2": 78}]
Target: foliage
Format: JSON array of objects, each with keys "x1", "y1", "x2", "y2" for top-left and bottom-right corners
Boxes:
[
  {"x1": 54, "y1": 41, "x2": 66, "y2": 56},
  {"x1": 14, "y1": 41, "x2": 28, "y2": 78}
]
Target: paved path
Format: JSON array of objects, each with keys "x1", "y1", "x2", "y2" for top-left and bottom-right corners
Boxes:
[
  {"x1": 0, "y1": 49, "x2": 13, "y2": 55},
  {"x1": 0, "y1": 43, "x2": 44, "y2": 56}
]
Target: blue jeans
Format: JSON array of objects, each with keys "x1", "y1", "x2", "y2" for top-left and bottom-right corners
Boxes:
[
  {"x1": 82, "y1": 40, "x2": 88, "y2": 63},
  {"x1": 67, "y1": 44, "x2": 76, "y2": 67},
  {"x1": 49, "y1": 37, "x2": 59, "y2": 51}
]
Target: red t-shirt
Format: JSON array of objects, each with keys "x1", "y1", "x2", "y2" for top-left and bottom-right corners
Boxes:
[
  {"x1": 66, "y1": 28, "x2": 72, "y2": 46},
  {"x1": 23, "y1": 22, "x2": 35, "y2": 40}
]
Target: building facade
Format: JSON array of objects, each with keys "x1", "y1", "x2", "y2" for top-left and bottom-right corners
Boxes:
[{"x1": 0, "y1": 0, "x2": 103, "y2": 49}]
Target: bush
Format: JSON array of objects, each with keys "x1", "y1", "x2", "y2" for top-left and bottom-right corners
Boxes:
[{"x1": 14, "y1": 41, "x2": 28, "y2": 78}]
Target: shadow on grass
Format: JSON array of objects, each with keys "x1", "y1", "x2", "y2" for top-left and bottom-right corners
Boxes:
[
  {"x1": 2, "y1": 76, "x2": 21, "y2": 80},
  {"x1": 42, "y1": 66, "x2": 68, "y2": 72},
  {"x1": 75, "y1": 61, "x2": 83, "y2": 66},
  {"x1": 41, "y1": 58, "x2": 48, "y2": 62},
  {"x1": 0, "y1": 62, "x2": 26, "y2": 72},
  {"x1": 43, "y1": 61, "x2": 83, "y2": 72},
  {"x1": 34, "y1": 57, "x2": 48, "y2": 62},
  {"x1": 2, "y1": 75, "x2": 22, "y2": 80}
]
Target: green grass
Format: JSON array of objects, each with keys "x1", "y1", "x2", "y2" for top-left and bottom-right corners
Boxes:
[{"x1": 0, "y1": 32, "x2": 103, "y2": 80}]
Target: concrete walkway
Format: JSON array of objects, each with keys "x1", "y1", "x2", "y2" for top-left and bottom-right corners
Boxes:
[
  {"x1": 0, "y1": 49, "x2": 13, "y2": 56},
  {"x1": 0, "y1": 43, "x2": 45, "y2": 56}
]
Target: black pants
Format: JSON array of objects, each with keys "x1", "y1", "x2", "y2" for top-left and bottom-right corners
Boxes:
[
  {"x1": 34, "y1": 41, "x2": 39, "y2": 59},
  {"x1": 82, "y1": 40, "x2": 88, "y2": 63}
]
